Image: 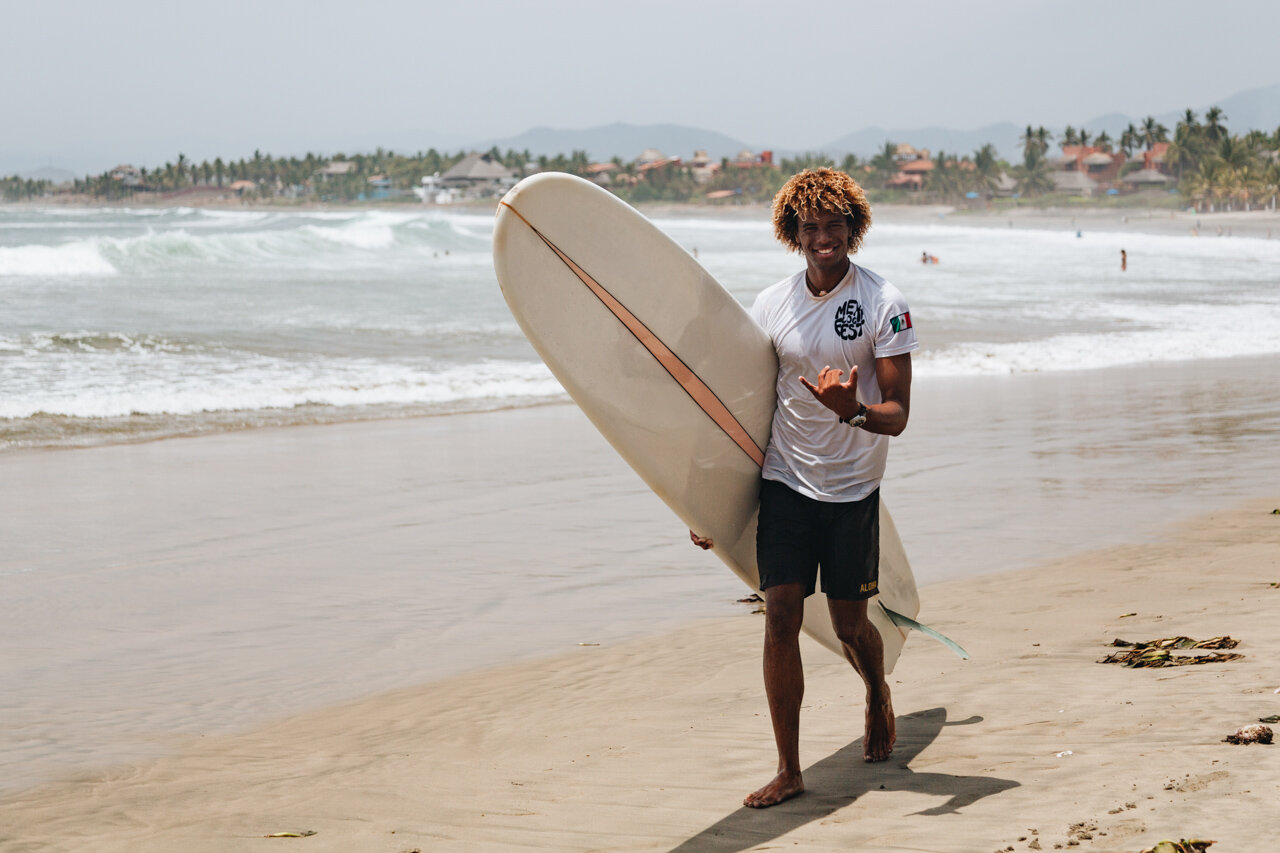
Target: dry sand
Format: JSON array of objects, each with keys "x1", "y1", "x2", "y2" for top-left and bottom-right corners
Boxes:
[{"x1": 3, "y1": 496, "x2": 1277, "y2": 852}]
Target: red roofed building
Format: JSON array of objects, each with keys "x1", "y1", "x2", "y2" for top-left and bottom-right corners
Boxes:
[
  {"x1": 1058, "y1": 145, "x2": 1124, "y2": 182},
  {"x1": 885, "y1": 158, "x2": 933, "y2": 191},
  {"x1": 1142, "y1": 142, "x2": 1171, "y2": 174}
]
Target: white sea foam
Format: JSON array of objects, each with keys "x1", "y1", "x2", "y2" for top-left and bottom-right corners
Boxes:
[
  {"x1": 0, "y1": 356, "x2": 563, "y2": 420},
  {"x1": 920, "y1": 300, "x2": 1280, "y2": 375},
  {"x1": 0, "y1": 241, "x2": 117, "y2": 277}
]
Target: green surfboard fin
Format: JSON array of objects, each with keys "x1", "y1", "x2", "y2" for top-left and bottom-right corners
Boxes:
[{"x1": 882, "y1": 605, "x2": 969, "y2": 660}]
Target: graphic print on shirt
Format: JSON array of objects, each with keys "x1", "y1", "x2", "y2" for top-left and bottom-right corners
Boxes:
[{"x1": 834, "y1": 298, "x2": 865, "y2": 341}]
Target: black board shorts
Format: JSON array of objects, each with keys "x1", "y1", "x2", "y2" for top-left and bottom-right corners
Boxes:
[{"x1": 756, "y1": 479, "x2": 880, "y2": 601}]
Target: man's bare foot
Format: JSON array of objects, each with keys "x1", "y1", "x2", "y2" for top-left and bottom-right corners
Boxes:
[
  {"x1": 863, "y1": 692, "x2": 896, "y2": 762},
  {"x1": 743, "y1": 770, "x2": 804, "y2": 808}
]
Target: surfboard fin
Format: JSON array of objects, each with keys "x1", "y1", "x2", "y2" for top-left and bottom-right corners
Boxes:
[{"x1": 882, "y1": 606, "x2": 969, "y2": 660}]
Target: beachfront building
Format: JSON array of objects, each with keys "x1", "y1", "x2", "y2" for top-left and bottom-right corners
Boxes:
[
  {"x1": 636, "y1": 153, "x2": 682, "y2": 177},
  {"x1": 318, "y1": 161, "x2": 358, "y2": 177},
  {"x1": 892, "y1": 143, "x2": 930, "y2": 165},
  {"x1": 892, "y1": 158, "x2": 934, "y2": 191},
  {"x1": 1122, "y1": 169, "x2": 1172, "y2": 191},
  {"x1": 992, "y1": 172, "x2": 1018, "y2": 197},
  {"x1": 1140, "y1": 142, "x2": 1171, "y2": 174},
  {"x1": 413, "y1": 173, "x2": 454, "y2": 205},
  {"x1": 1050, "y1": 169, "x2": 1097, "y2": 197},
  {"x1": 109, "y1": 164, "x2": 144, "y2": 188},
  {"x1": 1057, "y1": 145, "x2": 1125, "y2": 182},
  {"x1": 438, "y1": 152, "x2": 519, "y2": 200},
  {"x1": 584, "y1": 161, "x2": 618, "y2": 187},
  {"x1": 688, "y1": 150, "x2": 719, "y2": 184},
  {"x1": 636, "y1": 148, "x2": 668, "y2": 166}
]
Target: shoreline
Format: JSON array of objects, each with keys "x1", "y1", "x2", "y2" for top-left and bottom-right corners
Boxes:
[
  {"x1": 3, "y1": 493, "x2": 1277, "y2": 852},
  {"x1": 6, "y1": 193, "x2": 1279, "y2": 240}
]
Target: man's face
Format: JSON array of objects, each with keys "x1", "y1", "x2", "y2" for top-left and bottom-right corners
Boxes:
[{"x1": 797, "y1": 210, "x2": 851, "y2": 276}]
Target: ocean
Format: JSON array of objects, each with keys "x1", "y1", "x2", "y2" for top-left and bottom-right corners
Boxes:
[{"x1": 5, "y1": 204, "x2": 1280, "y2": 450}]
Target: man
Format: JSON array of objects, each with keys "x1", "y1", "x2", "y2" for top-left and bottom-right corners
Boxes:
[{"x1": 692, "y1": 168, "x2": 917, "y2": 808}]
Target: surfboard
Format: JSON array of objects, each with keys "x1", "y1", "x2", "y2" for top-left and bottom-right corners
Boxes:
[{"x1": 493, "y1": 172, "x2": 946, "y2": 672}]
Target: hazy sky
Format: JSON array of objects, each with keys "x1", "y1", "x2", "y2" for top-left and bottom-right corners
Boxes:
[{"x1": 7, "y1": 0, "x2": 1279, "y2": 175}]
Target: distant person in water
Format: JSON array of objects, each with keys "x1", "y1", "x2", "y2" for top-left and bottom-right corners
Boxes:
[
  {"x1": 690, "y1": 168, "x2": 917, "y2": 808},
  {"x1": 920, "y1": 252, "x2": 939, "y2": 264},
  {"x1": 1121, "y1": 249, "x2": 1127, "y2": 271}
]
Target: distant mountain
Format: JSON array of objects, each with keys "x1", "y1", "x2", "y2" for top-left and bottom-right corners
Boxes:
[
  {"x1": 1081, "y1": 83, "x2": 1280, "y2": 137},
  {"x1": 819, "y1": 123, "x2": 1023, "y2": 162},
  {"x1": 1211, "y1": 83, "x2": 1280, "y2": 132},
  {"x1": 475, "y1": 122, "x2": 755, "y2": 161},
  {"x1": 16, "y1": 165, "x2": 77, "y2": 184}
]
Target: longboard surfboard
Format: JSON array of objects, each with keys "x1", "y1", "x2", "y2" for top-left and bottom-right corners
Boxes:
[{"x1": 493, "y1": 172, "x2": 964, "y2": 671}]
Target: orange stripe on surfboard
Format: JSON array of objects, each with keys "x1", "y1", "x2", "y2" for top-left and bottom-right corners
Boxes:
[{"x1": 502, "y1": 201, "x2": 766, "y2": 469}]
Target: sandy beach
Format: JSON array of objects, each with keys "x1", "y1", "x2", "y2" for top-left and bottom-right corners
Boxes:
[
  {"x1": 2, "y1": 484, "x2": 1277, "y2": 852},
  {"x1": 3, "y1": 372, "x2": 1279, "y2": 851}
]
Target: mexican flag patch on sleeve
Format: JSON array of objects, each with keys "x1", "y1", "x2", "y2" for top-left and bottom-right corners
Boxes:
[{"x1": 890, "y1": 312, "x2": 913, "y2": 333}]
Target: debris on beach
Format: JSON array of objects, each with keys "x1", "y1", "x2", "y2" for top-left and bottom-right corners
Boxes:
[
  {"x1": 1270, "y1": 508, "x2": 1279, "y2": 514},
  {"x1": 1109, "y1": 636, "x2": 1238, "y2": 650},
  {"x1": 736, "y1": 593, "x2": 763, "y2": 604},
  {"x1": 1259, "y1": 715, "x2": 1280, "y2": 724},
  {"x1": 1140, "y1": 841, "x2": 1214, "y2": 853},
  {"x1": 1066, "y1": 820, "x2": 1097, "y2": 844},
  {"x1": 1223, "y1": 724, "x2": 1273, "y2": 745},
  {"x1": 264, "y1": 830, "x2": 316, "y2": 837},
  {"x1": 1099, "y1": 636, "x2": 1243, "y2": 667}
]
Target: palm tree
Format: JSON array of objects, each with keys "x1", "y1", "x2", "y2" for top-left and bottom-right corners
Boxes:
[
  {"x1": 1164, "y1": 123, "x2": 1203, "y2": 182},
  {"x1": 972, "y1": 143, "x2": 1000, "y2": 194},
  {"x1": 1062, "y1": 125, "x2": 1079, "y2": 147},
  {"x1": 1020, "y1": 126, "x2": 1043, "y2": 164},
  {"x1": 1011, "y1": 155, "x2": 1055, "y2": 196},
  {"x1": 1079, "y1": 129, "x2": 1092, "y2": 149},
  {"x1": 1094, "y1": 131, "x2": 1113, "y2": 153},
  {"x1": 870, "y1": 141, "x2": 898, "y2": 182},
  {"x1": 1119, "y1": 123, "x2": 1140, "y2": 158},
  {"x1": 1034, "y1": 126, "x2": 1052, "y2": 160},
  {"x1": 1216, "y1": 135, "x2": 1256, "y2": 172},
  {"x1": 1203, "y1": 107, "x2": 1228, "y2": 143},
  {"x1": 1140, "y1": 117, "x2": 1169, "y2": 151},
  {"x1": 928, "y1": 151, "x2": 966, "y2": 199}
]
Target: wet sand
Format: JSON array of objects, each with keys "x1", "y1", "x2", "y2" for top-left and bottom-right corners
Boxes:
[{"x1": 2, "y1": 495, "x2": 1278, "y2": 852}]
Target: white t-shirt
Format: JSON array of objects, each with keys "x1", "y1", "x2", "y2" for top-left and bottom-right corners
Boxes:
[{"x1": 750, "y1": 263, "x2": 918, "y2": 502}]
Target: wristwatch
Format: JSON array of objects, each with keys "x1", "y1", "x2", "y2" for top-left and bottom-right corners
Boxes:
[{"x1": 839, "y1": 403, "x2": 868, "y2": 428}]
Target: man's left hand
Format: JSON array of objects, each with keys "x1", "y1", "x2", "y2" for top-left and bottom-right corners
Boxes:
[{"x1": 798, "y1": 365, "x2": 860, "y2": 419}]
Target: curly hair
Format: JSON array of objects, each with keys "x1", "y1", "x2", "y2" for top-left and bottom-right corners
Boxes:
[{"x1": 771, "y1": 168, "x2": 872, "y2": 254}]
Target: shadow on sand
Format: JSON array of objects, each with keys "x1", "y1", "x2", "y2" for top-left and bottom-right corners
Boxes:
[{"x1": 667, "y1": 707, "x2": 1017, "y2": 853}]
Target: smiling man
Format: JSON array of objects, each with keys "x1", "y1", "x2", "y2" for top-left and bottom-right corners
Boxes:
[{"x1": 692, "y1": 168, "x2": 917, "y2": 808}]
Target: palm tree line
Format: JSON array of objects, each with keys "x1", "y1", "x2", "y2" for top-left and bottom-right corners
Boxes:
[
  {"x1": 1009, "y1": 109, "x2": 1280, "y2": 208},
  {"x1": 67, "y1": 148, "x2": 487, "y2": 201},
  {"x1": 1164, "y1": 108, "x2": 1280, "y2": 211},
  {"x1": 15, "y1": 106, "x2": 1280, "y2": 207},
  {"x1": 2, "y1": 176, "x2": 52, "y2": 201}
]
